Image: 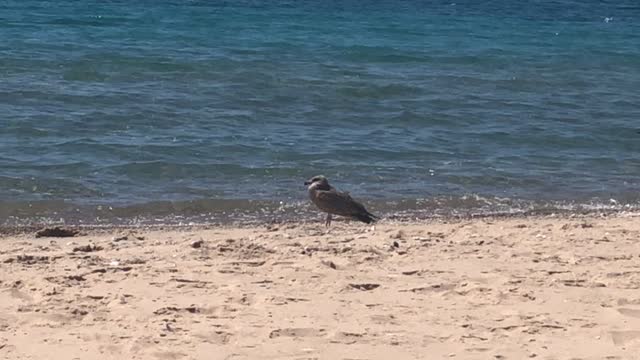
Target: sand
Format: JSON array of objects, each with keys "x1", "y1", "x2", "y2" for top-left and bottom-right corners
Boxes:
[{"x1": 2, "y1": 214, "x2": 640, "y2": 360}]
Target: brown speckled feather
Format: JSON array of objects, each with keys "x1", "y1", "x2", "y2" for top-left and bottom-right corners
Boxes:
[{"x1": 305, "y1": 175, "x2": 378, "y2": 224}]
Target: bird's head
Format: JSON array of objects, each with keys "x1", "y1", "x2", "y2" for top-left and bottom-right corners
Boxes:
[{"x1": 304, "y1": 175, "x2": 329, "y2": 189}]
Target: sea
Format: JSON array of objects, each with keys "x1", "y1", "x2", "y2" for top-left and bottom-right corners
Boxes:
[{"x1": 1, "y1": 0, "x2": 639, "y2": 225}]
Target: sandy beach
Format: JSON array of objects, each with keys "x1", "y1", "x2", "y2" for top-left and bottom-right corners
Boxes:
[{"x1": 2, "y1": 214, "x2": 640, "y2": 359}]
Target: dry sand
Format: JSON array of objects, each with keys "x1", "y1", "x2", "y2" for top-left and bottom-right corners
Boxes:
[{"x1": 2, "y1": 214, "x2": 640, "y2": 360}]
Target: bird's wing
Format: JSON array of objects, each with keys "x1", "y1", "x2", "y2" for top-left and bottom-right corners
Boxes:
[{"x1": 314, "y1": 189, "x2": 369, "y2": 217}]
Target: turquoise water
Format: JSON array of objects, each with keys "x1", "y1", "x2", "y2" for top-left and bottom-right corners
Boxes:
[{"x1": 1, "y1": 1, "x2": 640, "y2": 223}]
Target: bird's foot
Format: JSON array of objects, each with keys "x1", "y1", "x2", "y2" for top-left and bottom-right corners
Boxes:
[{"x1": 324, "y1": 214, "x2": 332, "y2": 228}]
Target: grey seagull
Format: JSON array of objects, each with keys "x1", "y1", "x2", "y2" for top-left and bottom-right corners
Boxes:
[{"x1": 304, "y1": 175, "x2": 379, "y2": 227}]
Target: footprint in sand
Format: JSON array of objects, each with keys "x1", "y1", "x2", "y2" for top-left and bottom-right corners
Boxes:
[
  {"x1": 6, "y1": 288, "x2": 33, "y2": 302},
  {"x1": 610, "y1": 331, "x2": 640, "y2": 346},
  {"x1": 331, "y1": 331, "x2": 368, "y2": 345},
  {"x1": 269, "y1": 328, "x2": 326, "y2": 339},
  {"x1": 370, "y1": 314, "x2": 399, "y2": 326},
  {"x1": 193, "y1": 330, "x2": 232, "y2": 345},
  {"x1": 617, "y1": 308, "x2": 640, "y2": 318},
  {"x1": 153, "y1": 351, "x2": 188, "y2": 360}
]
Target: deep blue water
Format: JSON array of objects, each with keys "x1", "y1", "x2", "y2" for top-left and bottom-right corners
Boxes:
[{"x1": 1, "y1": 0, "x2": 640, "y2": 223}]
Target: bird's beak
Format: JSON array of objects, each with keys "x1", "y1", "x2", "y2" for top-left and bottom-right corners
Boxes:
[{"x1": 304, "y1": 180, "x2": 311, "y2": 186}]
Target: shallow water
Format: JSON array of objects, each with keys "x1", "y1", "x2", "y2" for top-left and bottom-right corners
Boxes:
[{"x1": 1, "y1": 0, "x2": 639, "y2": 224}]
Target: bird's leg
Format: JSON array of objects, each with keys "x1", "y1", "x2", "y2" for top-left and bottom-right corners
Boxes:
[{"x1": 325, "y1": 213, "x2": 332, "y2": 227}]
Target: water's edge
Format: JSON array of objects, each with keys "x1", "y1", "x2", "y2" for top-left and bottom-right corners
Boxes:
[{"x1": 2, "y1": 196, "x2": 638, "y2": 230}]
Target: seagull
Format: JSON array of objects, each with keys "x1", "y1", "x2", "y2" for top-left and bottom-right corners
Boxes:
[{"x1": 304, "y1": 175, "x2": 379, "y2": 227}]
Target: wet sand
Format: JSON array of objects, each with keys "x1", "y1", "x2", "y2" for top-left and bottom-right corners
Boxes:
[{"x1": 2, "y1": 214, "x2": 640, "y2": 359}]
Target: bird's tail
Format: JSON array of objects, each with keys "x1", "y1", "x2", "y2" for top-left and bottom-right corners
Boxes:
[{"x1": 355, "y1": 211, "x2": 380, "y2": 224}]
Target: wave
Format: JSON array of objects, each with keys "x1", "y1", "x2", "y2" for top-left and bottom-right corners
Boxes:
[{"x1": 2, "y1": 195, "x2": 640, "y2": 228}]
